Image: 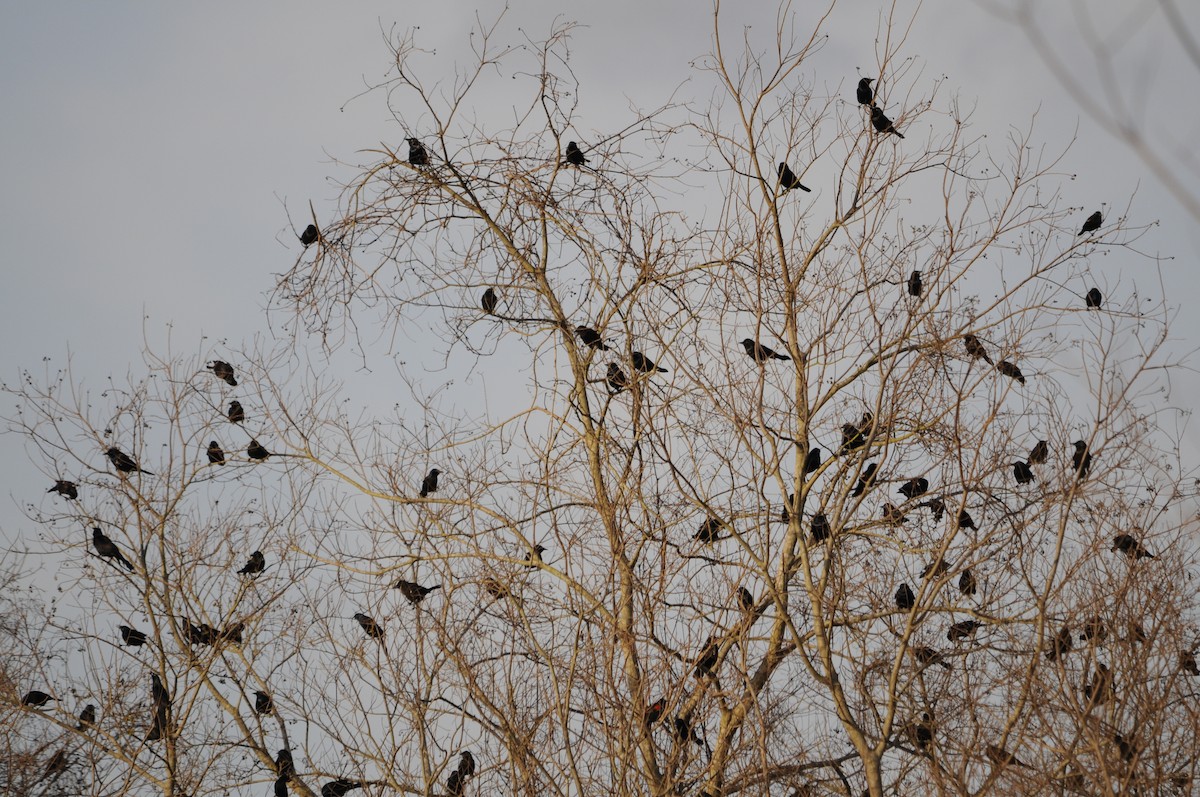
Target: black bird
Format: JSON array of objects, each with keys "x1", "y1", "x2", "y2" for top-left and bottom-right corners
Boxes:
[
  {"x1": 695, "y1": 517, "x2": 722, "y2": 544},
  {"x1": 227, "y1": 400, "x2": 245, "y2": 424},
  {"x1": 525, "y1": 544, "x2": 546, "y2": 568},
  {"x1": 182, "y1": 618, "x2": 218, "y2": 646},
  {"x1": 810, "y1": 513, "x2": 831, "y2": 543},
  {"x1": 840, "y1": 421, "x2": 869, "y2": 454},
  {"x1": 606, "y1": 363, "x2": 629, "y2": 394},
  {"x1": 1084, "y1": 663, "x2": 1113, "y2": 704},
  {"x1": 777, "y1": 162, "x2": 811, "y2": 193},
  {"x1": 575, "y1": 326, "x2": 610, "y2": 350},
  {"x1": 238, "y1": 551, "x2": 265, "y2": 575},
  {"x1": 151, "y1": 674, "x2": 169, "y2": 707},
  {"x1": 907, "y1": 270, "x2": 922, "y2": 297},
  {"x1": 420, "y1": 467, "x2": 440, "y2": 497},
  {"x1": 120, "y1": 625, "x2": 148, "y2": 646},
  {"x1": 919, "y1": 496, "x2": 946, "y2": 521},
  {"x1": 645, "y1": 698, "x2": 666, "y2": 726},
  {"x1": 22, "y1": 690, "x2": 54, "y2": 707},
  {"x1": 852, "y1": 462, "x2": 878, "y2": 496},
  {"x1": 948, "y1": 620, "x2": 983, "y2": 642},
  {"x1": 1111, "y1": 533, "x2": 1154, "y2": 560},
  {"x1": 1181, "y1": 650, "x2": 1200, "y2": 676},
  {"x1": 1028, "y1": 439, "x2": 1048, "y2": 465},
  {"x1": 923, "y1": 559, "x2": 950, "y2": 579},
  {"x1": 895, "y1": 583, "x2": 915, "y2": 610},
  {"x1": 275, "y1": 776, "x2": 289, "y2": 797},
  {"x1": 207, "y1": 441, "x2": 225, "y2": 465},
  {"x1": 210, "y1": 360, "x2": 237, "y2": 386},
  {"x1": 955, "y1": 570, "x2": 976, "y2": 597},
  {"x1": 482, "y1": 578, "x2": 509, "y2": 600},
  {"x1": 447, "y1": 771, "x2": 465, "y2": 797},
  {"x1": 43, "y1": 748, "x2": 69, "y2": 780},
  {"x1": 275, "y1": 749, "x2": 296, "y2": 779},
  {"x1": 407, "y1": 137, "x2": 429, "y2": 166},
  {"x1": 737, "y1": 586, "x2": 754, "y2": 611},
  {"x1": 963, "y1": 334, "x2": 992, "y2": 365},
  {"x1": 254, "y1": 690, "x2": 274, "y2": 715},
  {"x1": 1045, "y1": 626, "x2": 1072, "y2": 662},
  {"x1": 803, "y1": 447, "x2": 822, "y2": 474},
  {"x1": 856, "y1": 77, "x2": 875, "y2": 105},
  {"x1": 1013, "y1": 461, "x2": 1034, "y2": 485},
  {"x1": 780, "y1": 493, "x2": 795, "y2": 523},
  {"x1": 93, "y1": 527, "x2": 134, "y2": 570},
  {"x1": 77, "y1": 703, "x2": 96, "y2": 729},
  {"x1": 456, "y1": 750, "x2": 476, "y2": 779},
  {"x1": 1111, "y1": 732, "x2": 1137, "y2": 764},
  {"x1": 394, "y1": 579, "x2": 442, "y2": 604},
  {"x1": 870, "y1": 106, "x2": 904, "y2": 138},
  {"x1": 1085, "y1": 287, "x2": 1102, "y2": 309},
  {"x1": 742, "y1": 338, "x2": 791, "y2": 362},
  {"x1": 898, "y1": 477, "x2": 928, "y2": 500},
  {"x1": 1080, "y1": 616, "x2": 1107, "y2": 643},
  {"x1": 220, "y1": 622, "x2": 245, "y2": 645},
  {"x1": 672, "y1": 715, "x2": 708, "y2": 752},
  {"x1": 1072, "y1": 440, "x2": 1092, "y2": 478},
  {"x1": 694, "y1": 637, "x2": 719, "y2": 677},
  {"x1": 996, "y1": 360, "x2": 1025, "y2": 384},
  {"x1": 354, "y1": 612, "x2": 384, "y2": 640},
  {"x1": 908, "y1": 713, "x2": 933, "y2": 751},
  {"x1": 247, "y1": 440, "x2": 271, "y2": 461},
  {"x1": 1078, "y1": 210, "x2": 1102, "y2": 236},
  {"x1": 881, "y1": 503, "x2": 908, "y2": 526},
  {"x1": 564, "y1": 141, "x2": 587, "y2": 166},
  {"x1": 912, "y1": 646, "x2": 950, "y2": 670},
  {"x1": 106, "y1": 447, "x2": 152, "y2": 475},
  {"x1": 322, "y1": 780, "x2": 362, "y2": 797},
  {"x1": 300, "y1": 224, "x2": 319, "y2": 246},
  {"x1": 986, "y1": 744, "x2": 1029, "y2": 769},
  {"x1": 481, "y1": 288, "x2": 498, "y2": 315},
  {"x1": 631, "y1": 351, "x2": 666, "y2": 373},
  {"x1": 47, "y1": 479, "x2": 78, "y2": 500},
  {"x1": 957, "y1": 510, "x2": 977, "y2": 531}
]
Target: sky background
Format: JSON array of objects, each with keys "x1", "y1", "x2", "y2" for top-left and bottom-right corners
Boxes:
[{"x1": 1, "y1": 0, "x2": 1197, "y2": 552}]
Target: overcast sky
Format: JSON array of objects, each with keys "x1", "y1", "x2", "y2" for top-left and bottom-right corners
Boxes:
[{"x1": 2, "y1": 1, "x2": 1197, "y2": 549}]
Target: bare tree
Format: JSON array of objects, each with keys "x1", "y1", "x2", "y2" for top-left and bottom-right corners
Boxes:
[{"x1": 4, "y1": 5, "x2": 1198, "y2": 797}]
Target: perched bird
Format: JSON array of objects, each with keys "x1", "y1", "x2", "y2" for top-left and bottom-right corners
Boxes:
[
  {"x1": 1180, "y1": 650, "x2": 1199, "y2": 676},
  {"x1": 948, "y1": 620, "x2": 983, "y2": 642},
  {"x1": 322, "y1": 780, "x2": 362, "y2": 797},
  {"x1": 963, "y1": 334, "x2": 992, "y2": 365},
  {"x1": 419, "y1": 468, "x2": 440, "y2": 497},
  {"x1": 921, "y1": 559, "x2": 949, "y2": 579},
  {"x1": 777, "y1": 162, "x2": 811, "y2": 193},
  {"x1": 631, "y1": 351, "x2": 667, "y2": 374},
  {"x1": 1084, "y1": 663, "x2": 1113, "y2": 704},
  {"x1": 393, "y1": 579, "x2": 441, "y2": 605},
  {"x1": 1078, "y1": 210, "x2": 1102, "y2": 236},
  {"x1": 93, "y1": 527, "x2": 134, "y2": 571},
  {"x1": 895, "y1": 583, "x2": 915, "y2": 610},
  {"x1": 407, "y1": 137, "x2": 429, "y2": 167},
  {"x1": 694, "y1": 637, "x2": 720, "y2": 677},
  {"x1": 672, "y1": 715, "x2": 708, "y2": 753},
  {"x1": 300, "y1": 224, "x2": 319, "y2": 246},
  {"x1": 1072, "y1": 440, "x2": 1092, "y2": 479},
  {"x1": 839, "y1": 413, "x2": 873, "y2": 454},
  {"x1": 851, "y1": 462, "x2": 878, "y2": 497},
  {"x1": 810, "y1": 513, "x2": 831, "y2": 543},
  {"x1": 957, "y1": 510, "x2": 977, "y2": 531},
  {"x1": 1012, "y1": 461, "x2": 1034, "y2": 485},
  {"x1": 481, "y1": 577, "x2": 510, "y2": 600},
  {"x1": 1111, "y1": 533, "x2": 1154, "y2": 560},
  {"x1": 47, "y1": 479, "x2": 78, "y2": 500},
  {"x1": 354, "y1": 613, "x2": 384, "y2": 640},
  {"x1": 856, "y1": 76, "x2": 875, "y2": 105},
  {"x1": 220, "y1": 622, "x2": 245, "y2": 645},
  {"x1": 275, "y1": 776, "x2": 289, "y2": 797},
  {"x1": 182, "y1": 618, "x2": 218, "y2": 646},
  {"x1": 247, "y1": 440, "x2": 271, "y2": 461},
  {"x1": 881, "y1": 503, "x2": 908, "y2": 526},
  {"x1": 254, "y1": 690, "x2": 274, "y2": 715},
  {"x1": 907, "y1": 270, "x2": 922, "y2": 297},
  {"x1": 43, "y1": 748, "x2": 69, "y2": 780},
  {"x1": 276, "y1": 748, "x2": 296, "y2": 779},
  {"x1": 986, "y1": 744, "x2": 1029, "y2": 769},
  {"x1": 77, "y1": 703, "x2": 96, "y2": 730},
  {"x1": 210, "y1": 360, "x2": 237, "y2": 386},
  {"x1": 227, "y1": 400, "x2": 245, "y2": 424},
  {"x1": 1085, "y1": 288, "x2": 1102, "y2": 309},
  {"x1": 1080, "y1": 616, "x2": 1107, "y2": 643},
  {"x1": 958, "y1": 569, "x2": 977, "y2": 596},
  {"x1": 606, "y1": 363, "x2": 629, "y2": 394},
  {"x1": 803, "y1": 447, "x2": 822, "y2": 474},
  {"x1": 645, "y1": 698, "x2": 666, "y2": 726},
  {"x1": 870, "y1": 106, "x2": 904, "y2": 138},
  {"x1": 481, "y1": 288, "x2": 498, "y2": 315},
  {"x1": 1045, "y1": 626, "x2": 1072, "y2": 662},
  {"x1": 207, "y1": 441, "x2": 226, "y2": 465},
  {"x1": 120, "y1": 625, "x2": 148, "y2": 647},
  {"x1": 238, "y1": 551, "x2": 265, "y2": 575},
  {"x1": 919, "y1": 496, "x2": 946, "y2": 521},
  {"x1": 575, "y1": 326, "x2": 610, "y2": 351},
  {"x1": 1028, "y1": 440, "x2": 1048, "y2": 464},
  {"x1": 996, "y1": 360, "x2": 1025, "y2": 384},
  {"x1": 742, "y1": 338, "x2": 791, "y2": 362},
  {"x1": 106, "y1": 447, "x2": 152, "y2": 475},
  {"x1": 907, "y1": 713, "x2": 933, "y2": 751},
  {"x1": 456, "y1": 750, "x2": 476, "y2": 778},
  {"x1": 564, "y1": 141, "x2": 587, "y2": 166},
  {"x1": 447, "y1": 770, "x2": 465, "y2": 797},
  {"x1": 912, "y1": 646, "x2": 950, "y2": 670},
  {"x1": 898, "y1": 477, "x2": 928, "y2": 500},
  {"x1": 695, "y1": 517, "x2": 722, "y2": 544},
  {"x1": 525, "y1": 544, "x2": 546, "y2": 568},
  {"x1": 779, "y1": 493, "x2": 795, "y2": 523},
  {"x1": 737, "y1": 586, "x2": 754, "y2": 611},
  {"x1": 22, "y1": 690, "x2": 55, "y2": 707},
  {"x1": 1111, "y1": 732, "x2": 1137, "y2": 764}
]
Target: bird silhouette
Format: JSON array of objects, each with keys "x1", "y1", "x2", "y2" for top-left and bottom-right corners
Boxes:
[
  {"x1": 1080, "y1": 616, "x2": 1107, "y2": 643},
  {"x1": 1084, "y1": 663, "x2": 1114, "y2": 704},
  {"x1": 210, "y1": 360, "x2": 237, "y2": 386},
  {"x1": 631, "y1": 351, "x2": 667, "y2": 373},
  {"x1": 907, "y1": 270, "x2": 922, "y2": 297},
  {"x1": 206, "y1": 441, "x2": 226, "y2": 465},
  {"x1": 777, "y1": 162, "x2": 811, "y2": 192},
  {"x1": 694, "y1": 637, "x2": 720, "y2": 677},
  {"x1": 456, "y1": 750, "x2": 476, "y2": 779},
  {"x1": 275, "y1": 749, "x2": 295, "y2": 779},
  {"x1": 564, "y1": 141, "x2": 587, "y2": 166},
  {"x1": 228, "y1": 400, "x2": 245, "y2": 424},
  {"x1": 575, "y1": 326, "x2": 610, "y2": 350},
  {"x1": 810, "y1": 513, "x2": 831, "y2": 542},
  {"x1": 76, "y1": 703, "x2": 96, "y2": 730},
  {"x1": 856, "y1": 77, "x2": 875, "y2": 105},
  {"x1": 1181, "y1": 650, "x2": 1199, "y2": 676},
  {"x1": 881, "y1": 503, "x2": 908, "y2": 526},
  {"x1": 852, "y1": 462, "x2": 878, "y2": 496},
  {"x1": 948, "y1": 620, "x2": 983, "y2": 642},
  {"x1": 1085, "y1": 288, "x2": 1102, "y2": 309},
  {"x1": 898, "y1": 477, "x2": 928, "y2": 500},
  {"x1": 247, "y1": 440, "x2": 271, "y2": 461},
  {"x1": 963, "y1": 334, "x2": 992, "y2": 365},
  {"x1": 672, "y1": 715, "x2": 709, "y2": 755},
  {"x1": 695, "y1": 517, "x2": 722, "y2": 544},
  {"x1": 419, "y1": 468, "x2": 440, "y2": 497},
  {"x1": 742, "y1": 338, "x2": 791, "y2": 362},
  {"x1": 481, "y1": 577, "x2": 510, "y2": 600},
  {"x1": 957, "y1": 510, "x2": 977, "y2": 531},
  {"x1": 1111, "y1": 534, "x2": 1154, "y2": 560},
  {"x1": 300, "y1": 224, "x2": 319, "y2": 246},
  {"x1": 275, "y1": 776, "x2": 289, "y2": 797},
  {"x1": 907, "y1": 713, "x2": 933, "y2": 751},
  {"x1": 870, "y1": 106, "x2": 904, "y2": 138},
  {"x1": 958, "y1": 569, "x2": 977, "y2": 596},
  {"x1": 918, "y1": 496, "x2": 946, "y2": 521},
  {"x1": 393, "y1": 579, "x2": 442, "y2": 604},
  {"x1": 220, "y1": 622, "x2": 245, "y2": 645},
  {"x1": 606, "y1": 363, "x2": 629, "y2": 394},
  {"x1": 407, "y1": 138, "x2": 429, "y2": 166},
  {"x1": 1028, "y1": 440, "x2": 1048, "y2": 464},
  {"x1": 996, "y1": 360, "x2": 1025, "y2": 384},
  {"x1": 106, "y1": 447, "x2": 152, "y2": 475},
  {"x1": 895, "y1": 583, "x2": 915, "y2": 610},
  {"x1": 921, "y1": 559, "x2": 949, "y2": 579},
  {"x1": 322, "y1": 780, "x2": 362, "y2": 797},
  {"x1": 119, "y1": 625, "x2": 148, "y2": 646},
  {"x1": 92, "y1": 527, "x2": 134, "y2": 571},
  {"x1": 446, "y1": 771, "x2": 465, "y2": 797},
  {"x1": 1012, "y1": 461, "x2": 1034, "y2": 485},
  {"x1": 1078, "y1": 210, "x2": 1102, "y2": 236},
  {"x1": 737, "y1": 586, "x2": 754, "y2": 611},
  {"x1": 481, "y1": 288, "x2": 498, "y2": 315},
  {"x1": 804, "y1": 447, "x2": 822, "y2": 474},
  {"x1": 47, "y1": 479, "x2": 78, "y2": 500},
  {"x1": 182, "y1": 618, "x2": 218, "y2": 646},
  {"x1": 1072, "y1": 440, "x2": 1092, "y2": 478},
  {"x1": 841, "y1": 423, "x2": 868, "y2": 454},
  {"x1": 779, "y1": 493, "x2": 795, "y2": 523},
  {"x1": 254, "y1": 690, "x2": 274, "y2": 715},
  {"x1": 22, "y1": 690, "x2": 54, "y2": 707},
  {"x1": 1045, "y1": 626, "x2": 1072, "y2": 662},
  {"x1": 645, "y1": 698, "x2": 666, "y2": 726},
  {"x1": 238, "y1": 551, "x2": 265, "y2": 575},
  {"x1": 525, "y1": 545, "x2": 546, "y2": 568},
  {"x1": 42, "y1": 748, "x2": 69, "y2": 780},
  {"x1": 912, "y1": 646, "x2": 950, "y2": 670},
  {"x1": 986, "y1": 744, "x2": 1029, "y2": 769},
  {"x1": 354, "y1": 613, "x2": 384, "y2": 640}
]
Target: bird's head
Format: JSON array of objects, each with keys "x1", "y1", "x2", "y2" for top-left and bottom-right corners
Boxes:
[
  {"x1": 430, "y1": 468, "x2": 441, "y2": 476},
  {"x1": 741, "y1": 338, "x2": 754, "y2": 347}
]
